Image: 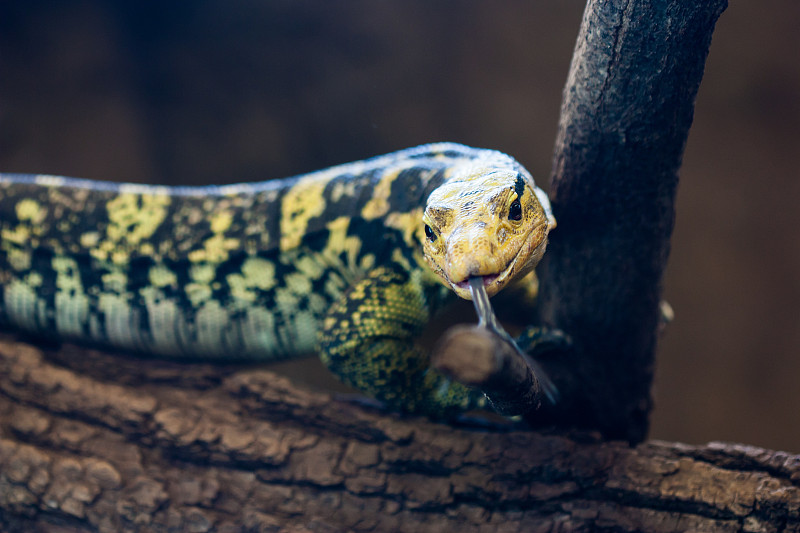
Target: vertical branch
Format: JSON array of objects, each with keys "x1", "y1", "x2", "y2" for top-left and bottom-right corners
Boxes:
[{"x1": 535, "y1": 0, "x2": 728, "y2": 443}]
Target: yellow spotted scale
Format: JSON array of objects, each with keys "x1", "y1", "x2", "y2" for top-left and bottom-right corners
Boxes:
[{"x1": 0, "y1": 143, "x2": 555, "y2": 417}]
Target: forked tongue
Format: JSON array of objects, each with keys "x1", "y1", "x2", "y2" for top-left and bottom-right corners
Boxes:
[{"x1": 467, "y1": 276, "x2": 558, "y2": 404}]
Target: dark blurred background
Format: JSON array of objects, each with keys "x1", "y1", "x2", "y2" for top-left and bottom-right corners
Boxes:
[{"x1": 1, "y1": 1, "x2": 798, "y2": 452}]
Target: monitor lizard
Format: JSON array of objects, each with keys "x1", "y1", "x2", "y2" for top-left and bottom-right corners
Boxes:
[{"x1": 0, "y1": 143, "x2": 556, "y2": 418}]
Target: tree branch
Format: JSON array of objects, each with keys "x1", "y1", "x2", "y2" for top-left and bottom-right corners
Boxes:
[
  {"x1": 531, "y1": 0, "x2": 729, "y2": 443},
  {"x1": 0, "y1": 336, "x2": 797, "y2": 532},
  {"x1": 431, "y1": 325, "x2": 545, "y2": 416}
]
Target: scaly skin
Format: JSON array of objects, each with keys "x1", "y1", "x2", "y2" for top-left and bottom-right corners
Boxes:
[
  {"x1": 422, "y1": 158, "x2": 555, "y2": 299},
  {"x1": 0, "y1": 143, "x2": 554, "y2": 417}
]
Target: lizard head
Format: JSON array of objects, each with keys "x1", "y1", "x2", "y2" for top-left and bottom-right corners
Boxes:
[{"x1": 421, "y1": 164, "x2": 555, "y2": 300}]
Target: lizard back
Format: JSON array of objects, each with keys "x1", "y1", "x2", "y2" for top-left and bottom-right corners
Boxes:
[{"x1": 0, "y1": 143, "x2": 494, "y2": 360}]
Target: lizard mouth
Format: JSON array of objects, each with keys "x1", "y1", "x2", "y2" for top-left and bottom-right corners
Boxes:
[
  {"x1": 454, "y1": 273, "x2": 500, "y2": 292},
  {"x1": 448, "y1": 220, "x2": 549, "y2": 300},
  {"x1": 451, "y1": 264, "x2": 513, "y2": 300}
]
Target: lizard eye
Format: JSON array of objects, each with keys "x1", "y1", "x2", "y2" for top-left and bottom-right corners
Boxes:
[
  {"x1": 508, "y1": 198, "x2": 522, "y2": 221},
  {"x1": 424, "y1": 224, "x2": 437, "y2": 243}
]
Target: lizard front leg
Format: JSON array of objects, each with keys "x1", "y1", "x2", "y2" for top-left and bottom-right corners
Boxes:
[{"x1": 318, "y1": 265, "x2": 485, "y2": 418}]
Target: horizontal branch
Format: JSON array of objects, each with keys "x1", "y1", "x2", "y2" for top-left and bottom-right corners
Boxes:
[{"x1": 0, "y1": 335, "x2": 797, "y2": 532}]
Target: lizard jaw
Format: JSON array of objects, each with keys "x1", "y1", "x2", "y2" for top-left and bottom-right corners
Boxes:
[
  {"x1": 447, "y1": 226, "x2": 549, "y2": 301},
  {"x1": 449, "y1": 262, "x2": 511, "y2": 301}
]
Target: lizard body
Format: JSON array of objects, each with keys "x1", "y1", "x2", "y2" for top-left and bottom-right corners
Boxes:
[{"x1": 0, "y1": 143, "x2": 554, "y2": 417}]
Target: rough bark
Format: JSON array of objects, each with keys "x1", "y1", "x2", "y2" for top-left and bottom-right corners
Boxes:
[
  {"x1": 0, "y1": 336, "x2": 798, "y2": 533},
  {"x1": 531, "y1": 0, "x2": 729, "y2": 443}
]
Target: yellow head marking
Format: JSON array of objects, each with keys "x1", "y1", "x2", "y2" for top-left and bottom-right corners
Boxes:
[{"x1": 421, "y1": 164, "x2": 555, "y2": 300}]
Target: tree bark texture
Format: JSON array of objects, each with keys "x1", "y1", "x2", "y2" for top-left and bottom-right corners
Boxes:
[
  {"x1": 0, "y1": 336, "x2": 798, "y2": 533},
  {"x1": 534, "y1": 0, "x2": 729, "y2": 444}
]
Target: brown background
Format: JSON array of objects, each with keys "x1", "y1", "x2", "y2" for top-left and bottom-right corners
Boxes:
[{"x1": 1, "y1": 1, "x2": 797, "y2": 452}]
